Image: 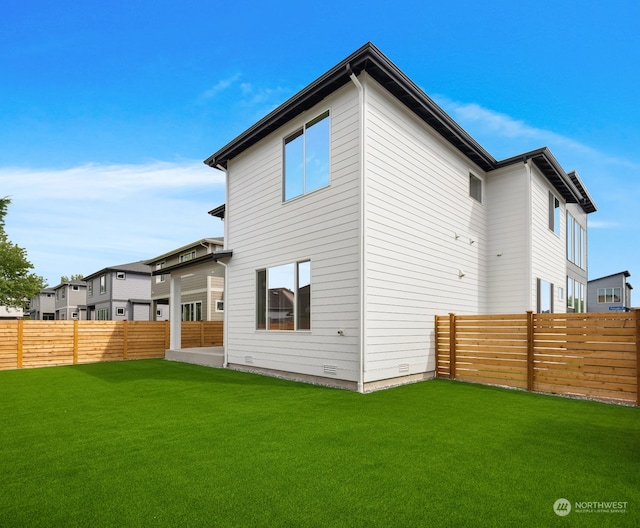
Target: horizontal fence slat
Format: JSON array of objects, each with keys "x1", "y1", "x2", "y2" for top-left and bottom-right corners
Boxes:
[
  {"x1": 0, "y1": 320, "x2": 223, "y2": 371},
  {"x1": 437, "y1": 311, "x2": 639, "y2": 406}
]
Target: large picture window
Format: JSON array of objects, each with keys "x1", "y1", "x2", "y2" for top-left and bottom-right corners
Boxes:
[
  {"x1": 284, "y1": 111, "x2": 330, "y2": 201},
  {"x1": 256, "y1": 261, "x2": 311, "y2": 331}
]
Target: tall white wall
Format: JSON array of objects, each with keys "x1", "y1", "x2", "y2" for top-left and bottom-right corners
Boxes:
[
  {"x1": 225, "y1": 83, "x2": 363, "y2": 382},
  {"x1": 362, "y1": 75, "x2": 488, "y2": 383},
  {"x1": 485, "y1": 165, "x2": 530, "y2": 313},
  {"x1": 530, "y1": 165, "x2": 567, "y2": 312}
]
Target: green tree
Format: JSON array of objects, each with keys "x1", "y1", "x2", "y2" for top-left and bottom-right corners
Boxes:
[
  {"x1": 0, "y1": 197, "x2": 47, "y2": 308},
  {"x1": 60, "y1": 274, "x2": 84, "y2": 283}
]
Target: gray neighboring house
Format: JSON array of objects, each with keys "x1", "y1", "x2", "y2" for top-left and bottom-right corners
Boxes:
[
  {"x1": 28, "y1": 287, "x2": 56, "y2": 320},
  {"x1": 53, "y1": 280, "x2": 87, "y2": 320},
  {"x1": 587, "y1": 271, "x2": 633, "y2": 312},
  {"x1": 145, "y1": 238, "x2": 225, "y2": 322},
  {"x1": 84, "y1": 261, "x2": 152, "y2": 320}
]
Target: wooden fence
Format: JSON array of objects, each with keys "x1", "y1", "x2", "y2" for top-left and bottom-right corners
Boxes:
[
  {"x1": 0, "y1": 320, "x2": 223, "y2": 371},
  {"x1": 435, "y1": 311, "x2": 640, "y2": 406}
]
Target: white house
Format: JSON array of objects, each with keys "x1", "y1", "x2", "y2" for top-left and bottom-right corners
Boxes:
[{"x1": 203, "y1": 42, "x2": 597, "y2": 392}]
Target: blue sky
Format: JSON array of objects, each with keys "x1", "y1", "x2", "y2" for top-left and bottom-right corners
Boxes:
[{"x1": 1, "y1": 1, "x2": 639, "y2": 294}]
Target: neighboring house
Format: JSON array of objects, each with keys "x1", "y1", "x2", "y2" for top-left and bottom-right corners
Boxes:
[
  {"x1": 53, "y1": 280, "x2": 87, "y2": 320},
  {"x1": 587, "y1": 271, "x2": 633, "y2": 312},
  {"x1": 0, "y1": 305, "x2": 24, "y2": 319},
  {"x1": 84, "y1": 261, "x2": 151, "y2": 320},
  {"x1": 145, "y1": 238, "x2": 225, "y2": 322},
  {"x1": 202, "y1": 42, "x2": 597, "y2": 391},
  {"x1": 28, "y1": 287, "x2": 56, "y2": 320}
]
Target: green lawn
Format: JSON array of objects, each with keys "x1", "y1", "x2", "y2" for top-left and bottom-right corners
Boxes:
[{"x1": 0, "y1": 359, "x2": 638, "y2": 527}]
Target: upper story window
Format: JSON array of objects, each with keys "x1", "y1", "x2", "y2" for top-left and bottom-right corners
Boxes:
[
  {"x1": 284, "y1": 111, "x2": 330, "y2": 201},
  {"x1": 469, "y1": 173, "x2": 482, "y2": 203},
  {"x1": 548, "y1": 192, "x2": 560, "y2": 236},
  {"x1": 99, "y1": 274, "x2": 107, "y2": 294},
  {"x1": 180, "y1": 251, "x2": 196, "y2": 263},
  {"x1": 566, "y1": 213, "x2": 586, "y2": 270},
  {"x1": 156, "y1": 262, "x2": 166, "y2": 283},
  {"x1": 116, "y1": 271, "x2": 126, "y2": 280},
  {"x1": 88, "y1": 281, "x2": 93, "y2": 297}
]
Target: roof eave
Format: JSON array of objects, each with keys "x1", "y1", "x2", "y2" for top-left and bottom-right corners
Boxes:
[{"x1": 204, "y1": 42, "x2": 496, "y2": 172}]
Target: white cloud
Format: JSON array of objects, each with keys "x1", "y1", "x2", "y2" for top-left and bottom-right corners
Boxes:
[
  {"x1": 433, "y1": 95, "x2": 640, "y2": 170},
  {"x1": 0, "y1": 161, "x2": 225, "y2": 286},
  {"x1": 588, "y1": 219, "x2": 622, "y2": 229},
  {"x1": 202, "y1": 73, "x2": 242, "y2": 99}
]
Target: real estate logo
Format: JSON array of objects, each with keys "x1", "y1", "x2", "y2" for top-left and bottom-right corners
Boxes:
[
  {"x1": 554, "y1": 498, "x2": 571, "y2": 517},
  {"x1": 554, "y1": 498, "x2": 628, "y2": 516}
]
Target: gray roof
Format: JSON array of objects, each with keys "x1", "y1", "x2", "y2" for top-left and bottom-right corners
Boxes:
[
  {"x1": 204, "y1": 42, "x2": 596, "y2": 214},
  {"x1": 83, "y1": 260, "x2": 151, "y2": 281},
  {"x1": 144, "y1": 237, "x2": 224, "y2": 264}
]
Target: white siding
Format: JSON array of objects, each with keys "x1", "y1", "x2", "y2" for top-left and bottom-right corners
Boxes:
[
  {"x1": 485, "y1": 165, "x2": 530, "y2": 313},
  {"x1": 530, "y1": 165, "x2": 567, "y2": 312},
  {"x1": 362, "y1": 75, "x2": 488, "y2": 383},
  {"x1": 225, "y1": 83, "x2": 363, "y2": 382}
]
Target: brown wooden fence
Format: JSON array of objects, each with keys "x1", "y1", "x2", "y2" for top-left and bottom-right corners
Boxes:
[
  {"x1": 435, "y1": 311, "x2": 640, "y2": 406},
  {"x1": 0, "y1": 320, "x2": 223, "y2": 371}
]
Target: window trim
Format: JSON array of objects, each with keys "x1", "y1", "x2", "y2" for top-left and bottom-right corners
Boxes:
[
  {"x1": 256, "y1": 260, "x2": 311, "y2": 332},
  {"x1": 180, "y1": 251, "x2": 196, "y2": 263},
  {"x1": 181, "y1": 301, "x2": 203, "y2": 321},
  {"x1": 549, "y1": 191, "x2": 560, "y2": 236},
  {"x1": 469, "y1": 173, "x2": 482, "y2": 203},
  {"x1": 283, "y1": 111, "x2": 330, "y2": 202},
  {"x1": 597, "y1": 287, "x2": 622, "y2": 304}
]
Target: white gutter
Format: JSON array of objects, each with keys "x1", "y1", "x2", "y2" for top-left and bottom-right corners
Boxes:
[{"x1": 348, "y1": 66, "x2": 366, "y2": 393}]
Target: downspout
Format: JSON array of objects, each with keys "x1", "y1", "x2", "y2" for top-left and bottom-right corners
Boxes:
[
  {"x1": 219, "y1": 164, "x2": 230, "y2": 368},
  {"x1": 348, "y1": 65, "x2": 366, "y2": 393},
  {"x1": 217, "y1": 259, "x2": 229, "y2": 368}
]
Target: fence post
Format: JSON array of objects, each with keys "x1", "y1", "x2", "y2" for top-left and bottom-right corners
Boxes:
[
  {"x1": 164, "y1": 320, "x2": 170, "y2": 350},
  {"x1": 449, "y1": 313, "x2": 456, "y2": 380},
  {"x1": 17, "y1": 320, "x2": 23, "y2": 369},
  {"x1": 123, "y1": 321, "x2": 129, "y2": 360},
  {"x1": 526, "y1": 311, "x2": 534, "y2": 391},
  {"x1": 200, "y1": 321, "x2": 205, "y2": 347},
  {"x1": 73, "y1": 319, "x2": 79, "y2": 365},
  {"x1": 635, "y1": 309, "x2": 640, "y2": 407}
]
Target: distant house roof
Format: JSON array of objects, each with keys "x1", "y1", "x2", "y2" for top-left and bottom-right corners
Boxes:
[
  {"x1": 52, "y1": 280, "x2": 86, "y2": 291},
  {"x1": 83, "y1": 260, "x2": 151, "y2": 281},
  {"x1": 144, "y1": 237, "x2": 224, "y2": 265},
  {"x1": 588, "y1": 270, "x2": 631, "y2": 282},
  {"x1": 588, "y1": 271, "x2": 632, "y2": 289},
  {"x1": 150, "y1": 250, "x2": 232, "y2": 276},
  {"x1": 204, "y1": 42, "x2": 596, "y2": 214}
]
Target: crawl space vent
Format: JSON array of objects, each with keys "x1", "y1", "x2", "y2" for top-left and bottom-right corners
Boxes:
[{"x1": 323, "y1": 364, "x2": 338, "y2": 376}]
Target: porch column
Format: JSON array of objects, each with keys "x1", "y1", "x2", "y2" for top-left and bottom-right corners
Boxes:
[{"x1": 169, "y1": 276, "x2": 181, "y2": 350}]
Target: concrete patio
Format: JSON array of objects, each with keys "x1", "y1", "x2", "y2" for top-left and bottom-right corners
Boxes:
[{"x1": 165, "y1": 347, "x2": 224, "y2": 368}]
